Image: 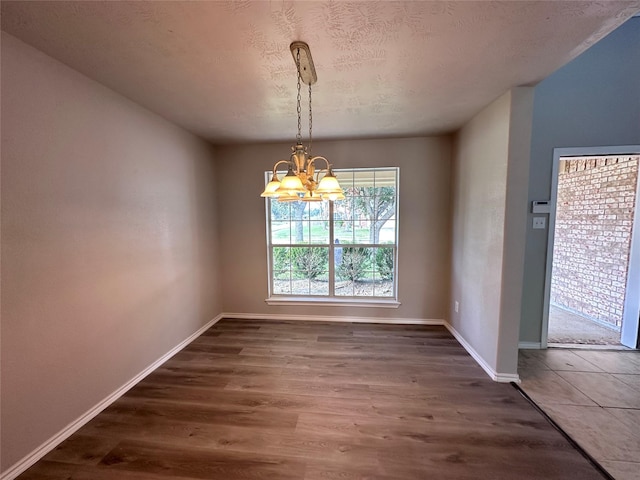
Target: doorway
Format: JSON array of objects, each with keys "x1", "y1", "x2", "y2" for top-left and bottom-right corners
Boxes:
[{"x1": 542, "y1": 146, "x2": 640, "y2": 349}]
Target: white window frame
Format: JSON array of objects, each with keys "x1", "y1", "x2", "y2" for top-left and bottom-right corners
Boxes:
[{"x1": 264, "y1": 167, "x2": 400, "y2": 307}]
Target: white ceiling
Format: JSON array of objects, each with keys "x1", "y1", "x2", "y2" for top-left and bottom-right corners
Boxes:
[{"x1": 2, "y1": 1, "x2": 639, "y2": 143}]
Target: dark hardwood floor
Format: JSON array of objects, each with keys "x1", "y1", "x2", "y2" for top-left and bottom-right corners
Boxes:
[{"x1": 19, "y1": 319, "x2": 605, "y2": 479}]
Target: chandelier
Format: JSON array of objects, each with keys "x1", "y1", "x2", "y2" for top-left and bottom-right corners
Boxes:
[{"x1": 261, "y1": 42, "x2": 344, "y2": 202}]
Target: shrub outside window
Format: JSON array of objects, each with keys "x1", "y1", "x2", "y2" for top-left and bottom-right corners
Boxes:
[{"x1": 266, "y1": 167, "x2": 398, "y2": 300}]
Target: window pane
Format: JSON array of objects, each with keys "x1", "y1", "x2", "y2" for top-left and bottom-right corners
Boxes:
[
  {"x1": 288, "y1": 202, "x2": 308, "y2": 244},
  {"x1": 350, "y1": 194, "x2": 368, "y2": 214},
  {"x1": 334, "y1": 220, "x2": 354, "y2": 244},
  {"x1": 373, "y1": 247, "x2": 394, "y2": 279},
  {"x1": 310, "y1": 277, "x2": 329, "y2": 295},
  {"x1": 271, "y1": 221, "x2": 290, "y2": 244},
  {"x1": 372, "y1": 247, "x2": 394, "y2": 297},
  {"x1": 335, "y1": 170, "x2": 354, "y2": 190},
  {"x1": 273, "y1": 283, "x2": 291, "y2": 295},
  {"x1": 335, "y1": 279, "x2": 353, "y2": 296},
  {"x1": 359, "y1": 186, "x2": 377, "y2": 198},
  {"x1": 374, "y1": 169, "x2": 397, "y2": 191},
  {"x1": 316, "y1": 271, "x2": 329, "y2": 282},
  {"x1": 374, "y1": 193, "x2": 396, "y2": 220},
  {"x1": 379, "y1": 219, "x2": 396, "y2": 243},
  {"x1": 334, "y1": 247, "x2": 384, "y2": 297},
  {"x1": 309, "y1": 221, "x2": 329, "y2": 244},
  {"x1": 353, "y1": 170, "x2": 374, "y2": 189},
  {"x1": 336, "y1": 247, "x2": 368, "y2": 281},
  {"x1": 274, "y1": 270, "x2": 291, "y2": 280},
  {"x1": 308, "y1": 202, "x2": 329, "y2": 221},
  {"x1": 290, "y1": 221, "x2": 308, "y2": 244},
  {"x1": 273, "y1": 271, "x2": 291, "y2": 295},
  {"x1": 291, "y1": 279, "x2": 311, "y2": 295},
  {"x1": 334, "y1": 197, "x2": 353, "y2": 219},
  {"x1": 270, "y1": 200, "x2": 291, "y2": 220},
  {"x1": 353, "y1": 221, "x2": 371, "y2": 244},
  {"x1": 273, "y1": 247, "x2": 292, "y2": 272},
  {"x1": 290, "y1": 246, "x2": 329, "y2": 281},
  {"x1": 374, "y1": 281, "x2": 394, "y2": 297},
  {"x1": 334, "y1": 199, "x2": 355, "y2": 244}
]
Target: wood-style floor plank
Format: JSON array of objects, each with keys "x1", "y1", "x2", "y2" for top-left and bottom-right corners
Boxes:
[
  {"x1": 99, "y1": 440, "x2": 307, "y2": 480},
  {"x1": 18, "y1": 319, "x2": 606, "y2": 479}
]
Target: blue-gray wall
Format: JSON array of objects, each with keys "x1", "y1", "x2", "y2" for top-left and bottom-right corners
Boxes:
[{"x1": 520, "y1": 18, "x2": 640, "y2": 343}]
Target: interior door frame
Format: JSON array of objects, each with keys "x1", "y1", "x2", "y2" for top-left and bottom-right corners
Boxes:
[{"x1": 541, "y1": 145, "x2": 640, "y2": 349}]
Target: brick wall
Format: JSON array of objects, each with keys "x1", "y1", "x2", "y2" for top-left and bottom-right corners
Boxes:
[{"x1": 550, "y1": 155, "x2": 639, "y2": 328}]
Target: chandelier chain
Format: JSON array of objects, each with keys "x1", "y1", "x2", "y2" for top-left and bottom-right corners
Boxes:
[
  {"x1": 308, "y1": 83, "x2": 313, "y2": 156},
  {"x1": 296, "y1": 48, "x2": 302, "y2": 145},
  {"x1": 260, "y1": 42, "x2": 343, "y2": 202}
]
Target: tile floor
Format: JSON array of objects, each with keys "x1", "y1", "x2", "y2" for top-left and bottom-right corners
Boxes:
[{"x1": 519, "y1": 348, "x2": 640, "y2": 480}]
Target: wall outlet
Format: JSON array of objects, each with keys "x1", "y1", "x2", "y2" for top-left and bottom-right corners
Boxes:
[
  {"x1": 532, "y1": 217, "x2": 546, "y2": 229},
  {"x1": 454, "y1": 301, "x2": 459, "y2": 313}
]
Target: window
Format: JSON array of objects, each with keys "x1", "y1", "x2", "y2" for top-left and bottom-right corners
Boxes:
[{"x1": 265, "y1": 167, "x2": 398, "y2": 303}]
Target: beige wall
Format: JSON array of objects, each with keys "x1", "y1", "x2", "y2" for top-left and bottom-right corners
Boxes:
[
  {"x1": 1, "y1": 33, "x2": 221, "y2": 472},
  {"x1": 451, "y1": 89, "x2": 532, "y2": 378},
  {"x1": 499, "y1": 88, "x2": 534, "y2": 372},
  {"x1": 215, "y1": 137, "x2": 452, "y2": 321}
]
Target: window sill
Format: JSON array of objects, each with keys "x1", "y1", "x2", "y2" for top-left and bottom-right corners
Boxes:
[{"x1": 265, "y1": 297, "x2": 401, "y2": 308}]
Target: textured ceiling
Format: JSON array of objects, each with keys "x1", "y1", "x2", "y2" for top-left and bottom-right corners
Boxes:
[{"x1": 2, "y1": 1, "x2": 639, "y2": 143}]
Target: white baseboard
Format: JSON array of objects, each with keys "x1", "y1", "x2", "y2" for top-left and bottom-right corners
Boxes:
[
  {"x1": 220, "y1": 312, "x2": 445, "y2": 325},
  {"x1": 444, "y1": 322, "x2": 520, "y2": 384},
  {"x1": 519, "y1": 341, "x2": 542, "y2": 349},
  {"x1": 0, "y1": 314, "x2": 224, "y2": 480}
]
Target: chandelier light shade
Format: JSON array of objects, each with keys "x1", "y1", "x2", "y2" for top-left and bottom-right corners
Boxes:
[
  {"x1": 260, "y1": 41, "x2": 343, "y2": 202},
  {"x1": 261, "y1": 172, "x2": 282, "y2": 197},
  {"x1": 315, "y1": 171, "x2": 341, "y2": 194},
  {"x1": 276, "y1": 167, "x2": 306, "y2": 195}
]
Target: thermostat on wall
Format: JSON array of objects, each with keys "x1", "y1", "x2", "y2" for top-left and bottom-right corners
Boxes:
[{"x1": 532, "y1": 201, "x2": 551, "y2": 214}]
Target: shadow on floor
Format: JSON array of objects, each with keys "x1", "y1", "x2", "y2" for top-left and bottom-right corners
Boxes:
[{"x1": 548, "y1": 305, "x2": 621, "y2": 346}]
